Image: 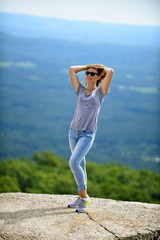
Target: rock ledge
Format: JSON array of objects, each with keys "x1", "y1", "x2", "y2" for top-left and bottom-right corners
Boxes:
[{"x1": 0, "y1": 193, "x2": 160, "y2": 240}]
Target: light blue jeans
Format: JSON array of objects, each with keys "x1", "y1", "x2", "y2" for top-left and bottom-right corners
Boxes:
[{"x1": 69, "y1": 128, "x2": 96, "y2": 192}]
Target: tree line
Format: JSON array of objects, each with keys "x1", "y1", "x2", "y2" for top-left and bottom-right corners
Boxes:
[{"x1": 0, "y1": 151, "x2": 160, "y2": 204}]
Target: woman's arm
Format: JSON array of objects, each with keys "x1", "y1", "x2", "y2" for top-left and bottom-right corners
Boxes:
[
  {"x1": 101, "y1": 67, "x2": 114, "y2": 95},
  {"x1": 69, "y1": 65, "x2": 87, "y2": 92}
]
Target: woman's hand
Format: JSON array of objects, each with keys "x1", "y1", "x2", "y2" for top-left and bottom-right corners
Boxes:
[{"x1": 100, "y1": 69, "x2": 107, "y2": 79}]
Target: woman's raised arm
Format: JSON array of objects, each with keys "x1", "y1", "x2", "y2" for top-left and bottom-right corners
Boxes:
[
  {"x1": 101, "y1": 67, "x2": 114, "y2": 95},
  {"x1": 69, "y1": 66, "x2": 87, "y2": 92}
]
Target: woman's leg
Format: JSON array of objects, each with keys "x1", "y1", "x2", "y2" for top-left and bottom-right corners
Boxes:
[
  {"x1": 80, "y1": 158, "x2": 87, "y2": 192},
  {"x1": 69, "y1": 129, "x2": 87, "y2": 193},
  {"x1": 69, "y1": 132, "x2": 95, "y2": 196}
]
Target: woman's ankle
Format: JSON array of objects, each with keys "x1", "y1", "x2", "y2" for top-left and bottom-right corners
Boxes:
[{"x1": 79, "y1": 190, "x2": 87, "y2": 198}]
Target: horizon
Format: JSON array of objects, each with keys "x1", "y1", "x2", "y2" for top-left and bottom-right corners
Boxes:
[
  {"x1": 0, "y1": 0, "x2": 160, "y2": 27},
  {"x1": 0, "y1": 11, "x2": 160, "y2": 29}
]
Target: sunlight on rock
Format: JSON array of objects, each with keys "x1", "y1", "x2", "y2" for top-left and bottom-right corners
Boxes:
[{"x1": 0, "y1": 193, "x2": 160, "y2": 240}]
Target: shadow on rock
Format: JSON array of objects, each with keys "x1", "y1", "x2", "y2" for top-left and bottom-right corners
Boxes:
[{"x1": 0, "y1": 207, "x2": 74, "y2": 224}]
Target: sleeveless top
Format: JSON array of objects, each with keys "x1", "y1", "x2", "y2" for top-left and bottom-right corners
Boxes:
[{"x1": 70, "y1": 83, "x2": 106, "y2": 132}]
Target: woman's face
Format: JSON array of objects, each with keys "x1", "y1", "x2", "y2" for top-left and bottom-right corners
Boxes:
[{"x1": 86, "y1": 68, "x2": 99, "y2": 85}]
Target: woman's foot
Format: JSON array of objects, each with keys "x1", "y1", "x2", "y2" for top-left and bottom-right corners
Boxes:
[
  {"x1": 76, "y1": 196, "x2": 91, "y2": 213},
  {"x1": 68, "y1": 196, "x2": 81, "y2": 208}
]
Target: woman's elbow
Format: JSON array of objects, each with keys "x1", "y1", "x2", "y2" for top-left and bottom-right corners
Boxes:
[
  {"x1": 110, "y1": 68, "x2": 114, "y2": 74},
  {"x1": 69, "y1": 66, "x2": 75, "y2": 70},
  {"x1": 109, "y1": 69, "x2": 114, "y2": 79},
  {"x1": 69, "y1": 66, "x2": 75, "y2": 74}
]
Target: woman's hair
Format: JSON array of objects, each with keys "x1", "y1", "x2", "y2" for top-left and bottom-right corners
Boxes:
[{"x1": 83, "y1": 64, "x2": 106, "y2": 87}]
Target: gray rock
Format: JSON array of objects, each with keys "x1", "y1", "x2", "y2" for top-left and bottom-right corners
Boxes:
[{"x1": 0, "y1": 193, "x2": 160, "y2": 240}]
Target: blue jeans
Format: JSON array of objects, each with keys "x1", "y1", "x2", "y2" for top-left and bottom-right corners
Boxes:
[{"x1": 69, "y1": 128, "x2": 96, "y2": 192}]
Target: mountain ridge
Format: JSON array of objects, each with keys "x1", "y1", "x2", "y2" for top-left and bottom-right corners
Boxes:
[{"x1": 0, "y1": 12, "x2": 159, "y2": 45}]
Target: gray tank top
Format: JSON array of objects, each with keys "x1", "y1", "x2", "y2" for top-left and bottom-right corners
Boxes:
[{"x1": 70, "y1": 83, "x2": 106, "y2": 132}]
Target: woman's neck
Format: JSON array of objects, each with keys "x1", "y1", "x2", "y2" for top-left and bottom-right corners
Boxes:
[{"x1": 87, "y1": 83, "x2": 97, "y2": 91}]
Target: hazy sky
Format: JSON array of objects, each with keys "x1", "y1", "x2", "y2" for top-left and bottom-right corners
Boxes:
[{"x1": 0, "y1": 0, "x2": 160, "y2": 26}]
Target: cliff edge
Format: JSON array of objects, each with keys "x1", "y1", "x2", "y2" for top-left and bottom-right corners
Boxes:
[{"x1": 0, "y1": 193, "x2": 160, "y2": 240}]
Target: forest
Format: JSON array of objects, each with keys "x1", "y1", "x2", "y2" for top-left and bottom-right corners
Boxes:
[{"x1": 0, "y1": 151, "x2": 160, "y2": 204}]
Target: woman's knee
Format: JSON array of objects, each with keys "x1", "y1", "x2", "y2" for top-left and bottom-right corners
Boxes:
[{"x1": 69, "y1": 157, "x2": 78, "y2": 170}]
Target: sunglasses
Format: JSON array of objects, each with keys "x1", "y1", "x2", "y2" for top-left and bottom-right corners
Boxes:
[{"x1": 85, "y1": 71, "x2": 99, "y2": 77}]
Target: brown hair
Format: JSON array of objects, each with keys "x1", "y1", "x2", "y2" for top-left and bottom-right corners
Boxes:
[{"x1": 85, "y1": 64, "x2": 106, "y2": 87}]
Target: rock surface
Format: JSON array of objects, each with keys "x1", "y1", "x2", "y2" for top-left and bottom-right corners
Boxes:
[{"x1": 0, "y1": 193, "x2": 160, "y2": 240}]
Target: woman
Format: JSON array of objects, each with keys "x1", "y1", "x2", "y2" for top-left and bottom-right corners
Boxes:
[{"x1": 68, "y1": 64, "x2": 114, "y2": 213}]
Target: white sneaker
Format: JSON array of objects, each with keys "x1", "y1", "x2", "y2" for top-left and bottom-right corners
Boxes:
[
  {"x1": 68, "y1": 196, "x2": 81, "y2": 208},
  {"x1": 76, "y1": 197, "x2": 91, "y2": 213}
]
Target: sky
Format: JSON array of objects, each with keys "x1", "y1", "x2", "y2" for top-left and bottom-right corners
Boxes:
[{"x1": 0, "y1": 0, "x2": 160, "y2": 26}]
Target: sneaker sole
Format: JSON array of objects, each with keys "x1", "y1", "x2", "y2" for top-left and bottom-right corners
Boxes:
[{"x1": 68, "y1": 205, "x2": 78, "y2": 208}]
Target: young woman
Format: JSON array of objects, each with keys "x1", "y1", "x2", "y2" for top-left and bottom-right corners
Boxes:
[{"x1": 68, "y1": 64, "x2": 114, "y2": 213}]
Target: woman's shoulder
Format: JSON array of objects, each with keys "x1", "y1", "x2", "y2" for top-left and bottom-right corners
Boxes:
[
  {"x1": 95, "y1": 86, "x2": 106, "y2": 101},
  {"x1": 79, "y1": 83, "x2": 86, "y2": 92},
  {"x1": 80, "y1": 83, "x2": 86, "y2": 89},
  {"x1": 76, "y1": 83, "x2": 86, "y2": 95}
]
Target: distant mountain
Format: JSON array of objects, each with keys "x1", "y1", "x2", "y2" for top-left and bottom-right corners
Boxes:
[{"x1": 0, "y1": 12, "x2": 159, "y2": 46}]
